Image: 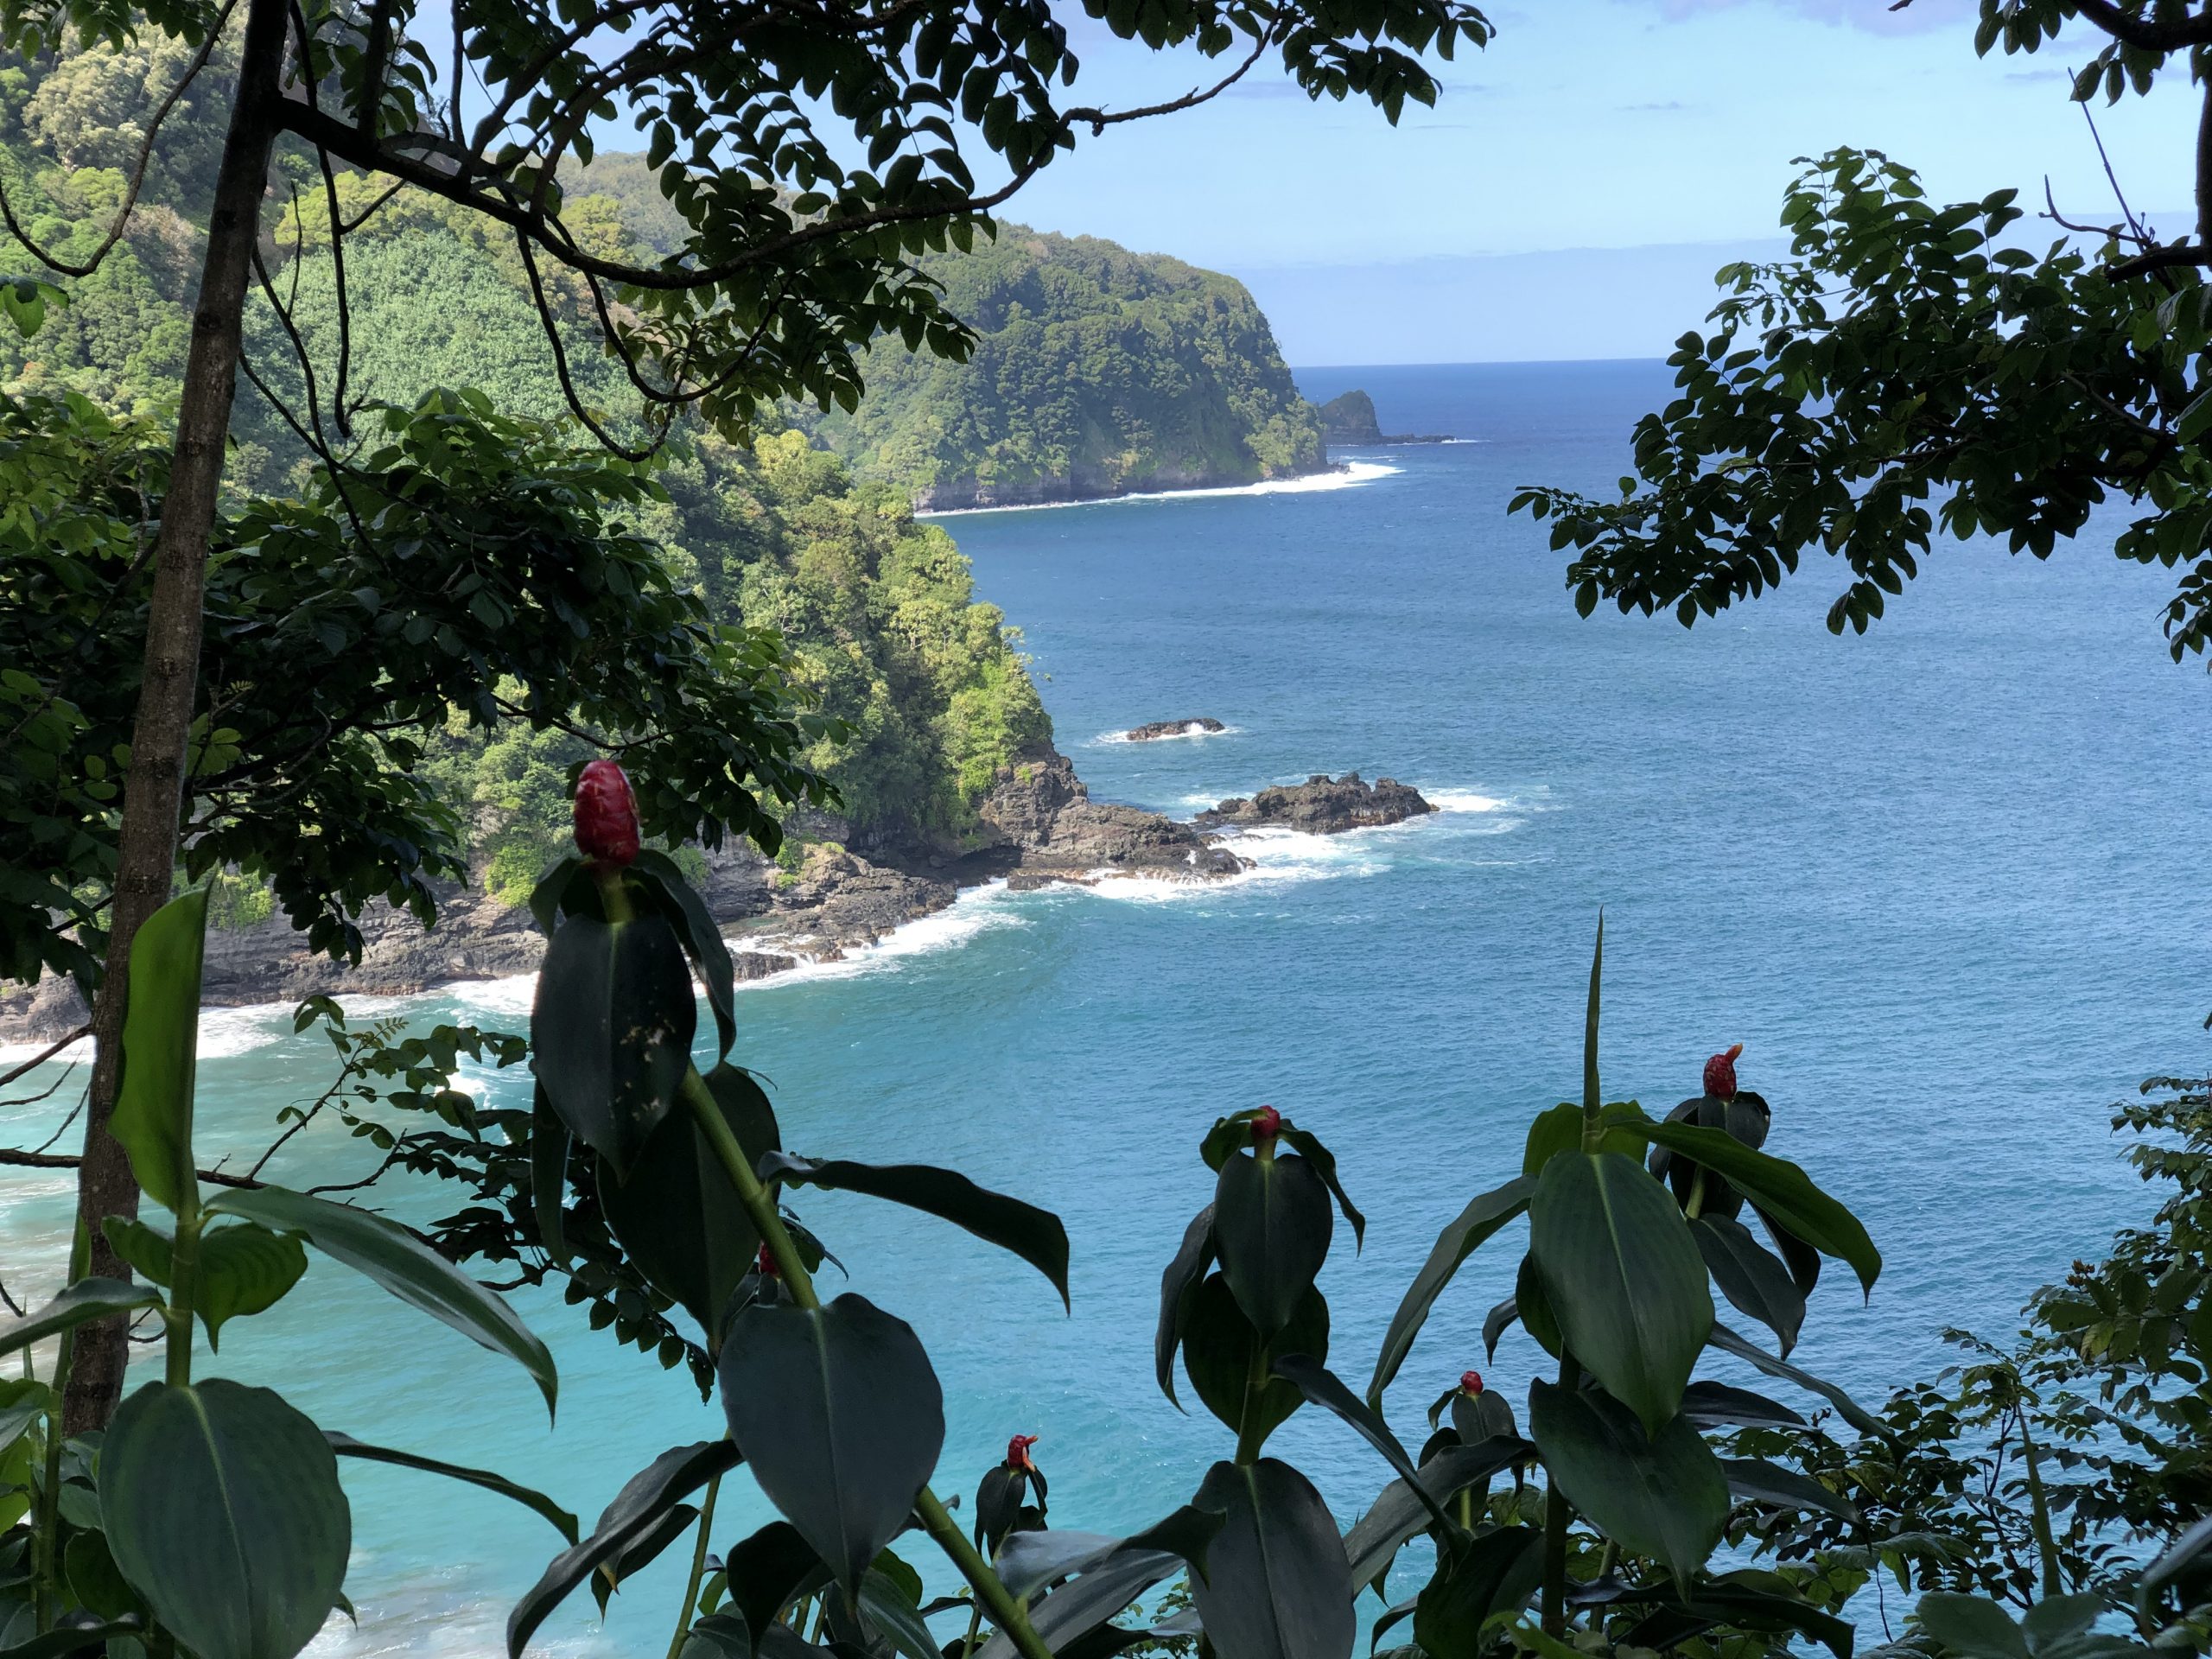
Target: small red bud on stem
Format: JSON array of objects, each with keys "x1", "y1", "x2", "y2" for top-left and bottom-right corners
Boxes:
[
  {"x1": 1459, "y1": 1370, "x2": 1484, "y2": 1395},
  {"x1": 1006, "y1": 1433, "x2": 1039, "y2": 1473},
  {"x1": 574, "y1": 758, "x2": 641, "y2": 868},
  {"x1": 1703, "y1": 1042, "x2": 1744, "y2": 1100},
  {"x1": 755, "y1": 1243, "x2": 779, "y2": 1281},
  {"x1": 1251, "y1": 1106, "x2": 1282, "y2": 1143}
]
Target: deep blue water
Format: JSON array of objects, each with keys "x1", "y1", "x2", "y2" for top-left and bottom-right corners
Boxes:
[{"x1": 5, "y1": 359, "x2": 2209, "y2": 1654}]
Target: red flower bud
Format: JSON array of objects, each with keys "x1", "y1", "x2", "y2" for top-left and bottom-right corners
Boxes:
[
  {"x1": 755, "y1": 1243, "x2": 779, "y2": 1280},
  {"x1": 1006, "y1": 1433, "x2": 1039, "y2": 1473},
  {"x1": 1703, "y1": 1042, "x2": 1743, "y2": 1100},
  {"x1": 574, "y1": 759, "x2": 641, "y2": 867},
  {"x1": 1251, "y1": 1106, "x2": 1282, "y2": 1143},
  {"x1": 1459, "y1": 1370, "x2": 1483, "y2": 1395}
]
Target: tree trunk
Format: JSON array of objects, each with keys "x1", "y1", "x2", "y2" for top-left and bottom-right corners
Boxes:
[{"x1": 63, "y1": 0, "x2": 289, "y2": 1434}]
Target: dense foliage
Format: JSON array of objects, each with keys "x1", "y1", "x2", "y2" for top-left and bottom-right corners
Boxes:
[{"x1": 1511, "y1": 1, "x2": 2212, "y2": 663}]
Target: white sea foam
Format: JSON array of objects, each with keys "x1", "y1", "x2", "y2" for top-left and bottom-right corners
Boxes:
[
  {"x1": 727, "y1": 880, "x2": 1029, "y2": 989},
  {"x1": 1090, "y1": 721, "x2": 1241, "y2": 747},
  {"x1": 918, "y1": 461, "x2": 1399, "y2": 518},
  {"x1": 1424, "y1": 788, "x2": 1510, "y2": 815}
]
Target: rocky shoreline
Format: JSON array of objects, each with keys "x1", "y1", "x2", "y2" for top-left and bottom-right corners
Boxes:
[{"x1": 0, "y1": 753, "x2": 1434, "y2": 1045}]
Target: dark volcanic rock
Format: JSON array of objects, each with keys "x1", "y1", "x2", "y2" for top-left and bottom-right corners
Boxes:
[
  {"x1": 1124, "y1": 718, "x2": 1226, "y2": 741},
  {"x1": 1197, "y1": 772, "x2": 1435, "y2": 833},
  {"x1": 980, "y1": 751, "x2": 1247, "y2": 882},
  {"x1": 1318, "y1": 390, "x2": 1383, "y2": 446}
]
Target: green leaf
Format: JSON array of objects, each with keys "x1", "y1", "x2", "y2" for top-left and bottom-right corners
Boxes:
[
  {"x1": 1680, "y1": 1380, "x2": 1808, "y2": 1431},
  {"x1": 976, "y1": 1518, "x2": 1219, "y2": 1659},
  {"x1": 0, "y1": 1619, "x2": 145, "y2": 1657},
  {"x1": 104, "y1": 1217, "x2": 307, "y2": 1351},
  {"x1": 206, "y1": 1184, "x2": 556, "y2": 1418},
  {"x1": 530, "y1": 1085, "x2": 569, "y2": 1268},
  {"x1": 101, "y1": 1379, "x2": 350, "y2": 1659},
  {"x1": 1155, "y1": 1205, "x2": 1217, "y2": 1407},
  {"x1": 1707, "y1": 1324, "x2": 1889, "y2": 1440},
  {"x1": 1343, "y1": 1439, "x2": 1535, "y2": 1589},
  {"x1": 1631, "y1": 1121, "x2": 1880, "y2": 1296},
  {"x1": 531, "y1": 907, "x2": 697, "y2": 1179},
  {"x1": 860, "y1": 1567, "x2": 944, "y2": 1659},
  {"x1": 1916, "y1": 1593, "x2": 2028, "y2": 1659},
  {"x1": 603, "y1": 1063, "x2": 779, "y2": 1344},
  {"x1": 1583, "y1": 912, "x2": 1603, "y2": 1113},
  {"x1": 1413, "y1": 1528, "x2": 1544, "y2": 1658},
  {"x1": 1721, "y1": 1457, "x2": 1859, "y2": 1522},
  {"x1": 1528, "y1": 1379, "x2": 1728, "y2": 1586},
  {"x1": 1268, "y1": 1354, "x2": 1446, "y2": 1530},
  {"x1": 722, "y1": 1521, "x2": 830, "y2": 1656},
  {"x1": 1529, "y1": 1152, "x2": 1712, "y2": 1433},
  {"x1": 507, "y1": 1440, "x2": 741, "y2": 1659},
  {"x1": 632, "y1": 849, "x2": 738, "y2": 1062},
  {"x1": 110, "y1": 887, "x2": 209, "y2": 1214},
  {"x1": 527, "y1": 855, "x2": 588, "y2": 938},
  {"x1": 0, "y1": 1280, "x2": 160, "y2": 1360},
  {"x1": 717, "y1": 1294, "x2": 944, "y2": 1595},
  {"x1": 760, "y1": 1149, "x2": 1067, "y2": 1309},
  {"x1": 1693, "y1": 1214, "x2": 1806, "y2": 1357},
  {"x1": 326, "y1": 1432, "x2": 578, "y2": 1542},
  {"x1": 1214, "y1": 1150, "x2": 1333, "y2": 1338},
  {"x1": 1276, "y1": 1126, "x2": 1366, "y2": 1247},
  {"x1": 1367, "y1": 1173, "x2": 1535, "y2": 1408},
  {"x1": 1187, "y1": 1459, "x2": 1355, "y2": 1659},
  {"x1": 1182, "y1": 1275, "x2": 1325, "y2": 1450}
]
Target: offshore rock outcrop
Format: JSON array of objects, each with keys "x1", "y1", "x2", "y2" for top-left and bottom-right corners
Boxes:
[
  {"x1": 1124, "y1": 718, "x2": 1226, "y2": 741},
  {"x1": 1197, "y1": 772, "x2": 1435, "y2": 834},
  {"x1": 977, "y1": 751, "x2": 1247, "y2": 887}
]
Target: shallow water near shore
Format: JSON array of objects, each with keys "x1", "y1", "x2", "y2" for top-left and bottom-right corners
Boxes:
[{"x1": 6, "y1": 359, "x2": 2211, "y2": 1653}]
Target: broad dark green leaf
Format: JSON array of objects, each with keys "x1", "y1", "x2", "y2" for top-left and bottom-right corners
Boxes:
[
  {"x1": 1277, "y1": 1127, "x2": 1365, "y2": 1248},
  {"x1": 0, "y1": 1280, "x2": 160, "y2": 1359},
  {"x1": 1916, "y1": 1593, "x2": 2027, "y2": 1659},
  {"x1": 206, "y1": 1184, "x2": 556, "y2": 1418},
  {"x1": 1624, "y1": 1579, "x2": 1855, "y2": 1659},
  {"x1": 530, "y1": 1085, "x2": 569, "y2": 1268},
  {"x1": 1268, "y1": 1355, "x2": 1444, "y2": 1530},
  {"x1": 1182, "y1": 1275, "x2": 1325, "y2": 1449},
  {"x1": 860, "y1": 1566, "x2": 944, "y2": 1659},
  {"x1": 0, "y1": 1386, "x2": 47, "y2": 1458},
  {"x1": 1188, "y1": 1459, "x2": 1354, "y2": 1659},
  {"x1": 1155, "y1": 1205, "x2": 1217, "y2": 1407},
  {"x1": 1214, "y1": 1151, "x2": 1333, "y2": 1338},
  {"x1": 1680, "y1": 1380, "x2": 1807, "y2": 1431},
  {"x1": 718, "y1": 1294, "x2": 944, "y2": 1594},
  {"x1": 1343, "y1": 1439, "x2": 1535, "y2": 1589},
  {"x1": 1451, "y1": 1387, "x2": 1516, "y2": 1446},
  {"x1": 1482, "y1": 1294, "x2": 1517, "y2": 1361},
  {"x1": 1647, "y1": 1093, "x2": 1770, "y2": 1219},
  {"x1": 109, "y1": 886, "x2": 209, "y2": 1215},
  {"x1": 1694, "y1": 1214, "x2": 1806, "y2": 1357},
  {"x1": 1529, "y1": 1151, "x2": 1712, "y2": 1433},
  {"x1": 102, "y1": 1379, "x2": 350, "y2": 1659},
  {"x1": 1367, "y1": 1173, "x2": 1535, "y2": 1408},
  {"x1": 1721, "y1": 1458, "x2": 1859, "y2": 1522},
  {"x1": 531, "y1": 907, "x2": 696, "y2": 1179},
  {"x1": 1412, "y1": 1528, "x2": 1543, "y2": 1658},
  {"x1": 528, "y1": 855, "x2": 588, "y2": 938},
  {"x1": 104, "y1": 1217, "x2": 307, "y2": 1351},
  {"x1": 722, "y1": 1520, "x2": 831, "y2": 1653},
  {"x1": 1515, "y1": 1253, "x2": 1563, "y2": 1358},
  {"x1": 760, "y1": 1151, "x2": 1067, "y2": 1309},
  {"x1": 326, "y1": 1432, "x2": 579, "y2": 1542},
  {"x1": 0, "y1": 1618, "x2": 144, "y2": 1657},
  {"x1": 975, "y1": 1547, "x2": 1179, "y2": 1659},
  {"x1": 602, "y1": 1063, "x2": 779, "y2": 1344},
  {"x1": 591, "y1": 1502, "x2": 702, "y2": 1614},
  {"x1": 1528, "y1": 1380, "x2": 1728, "y2": 1585},
  {"x1": 977, "y1": 1508, "x2": 1224, "y2": 1659},
  {"x1": 507, "y1": 1440, "x2": 741, "y2": 1658},
  {"x1": 1707, "y1": 1324, "x2": 1888, "y2": 1439},
  {"x1": 1634, "y1": 1121, "x2": 1880, "y2": 1296},
  {"x1": 632, "y1": 849, "x2": 738, "y2": 1062}
]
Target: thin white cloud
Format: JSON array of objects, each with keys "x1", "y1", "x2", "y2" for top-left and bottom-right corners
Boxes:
[{"x1": 1643, "y1": 0, "x2": 1974, "y2": 34}]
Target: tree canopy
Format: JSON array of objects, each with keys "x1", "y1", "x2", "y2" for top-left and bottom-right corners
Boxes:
[{"x1": 1512, "y1": 0, "x2": 2212, "y2": 663}]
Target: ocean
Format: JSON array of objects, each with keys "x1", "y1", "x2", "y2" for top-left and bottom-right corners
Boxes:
[{"x1": 4, "y1": 359, "x2": 2207, "y2": 1654}]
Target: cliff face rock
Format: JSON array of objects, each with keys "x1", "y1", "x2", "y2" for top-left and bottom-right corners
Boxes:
[
  {"x1": 1198, "y1": 773, "x2": 1436, "y2": 834},
  {"x1": 1125, "y1": 718, "x2": 1225, "y2": 741},
  {"x1": 979, "y1": 751, "x2": 1247, "y2": 881},
  {"x1": 1318, "y1": 390, "x2": 1383, "y2": 446}
]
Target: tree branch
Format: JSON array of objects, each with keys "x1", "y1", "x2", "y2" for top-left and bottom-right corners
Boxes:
[{"x1": 0, "y1": 1146, "x2": 261, "y2": 1189}]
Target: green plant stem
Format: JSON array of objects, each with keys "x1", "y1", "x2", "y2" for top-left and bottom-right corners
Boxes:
[
  {"x1": 665, "y1": 1470, "x2": 723, "y2": 1659},
  {"x1": 164, "y1": 1206, "x2": 200, "y2": 1389},
  {"x1": 32, "y1": 1328, "x2": 73, "y2": 1633},
  {"x1": 1683, "y1": 1169, "x2": 1707, "y2": 1223},
  {"x1": 2016, "y1": 1405, "x2": 2065, "y2": 1598},
  {"x1": 1233, "y1": 1344, "x2": 1273, "y2": 1465},
  {"x1": 595, "y1": 864, "x2": 1054, "y2": 1659},
  {"x1": 1540, "y1": 1344, "x2": 1577, "y2": 1637}
]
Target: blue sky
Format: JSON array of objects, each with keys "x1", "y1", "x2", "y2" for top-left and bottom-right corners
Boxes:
[{"x1": 959, "y1": 0, "x2": 2202, "y2": 364}]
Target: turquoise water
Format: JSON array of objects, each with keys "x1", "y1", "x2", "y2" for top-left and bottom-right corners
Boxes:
[{"x1": 6, "y1": 359, "x2": 2209, "y2": 1654}]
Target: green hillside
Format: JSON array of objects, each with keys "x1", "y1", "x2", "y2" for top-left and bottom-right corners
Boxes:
[{"x1": 572, "y1": 156, "x2": 1326, "y2": 507}]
